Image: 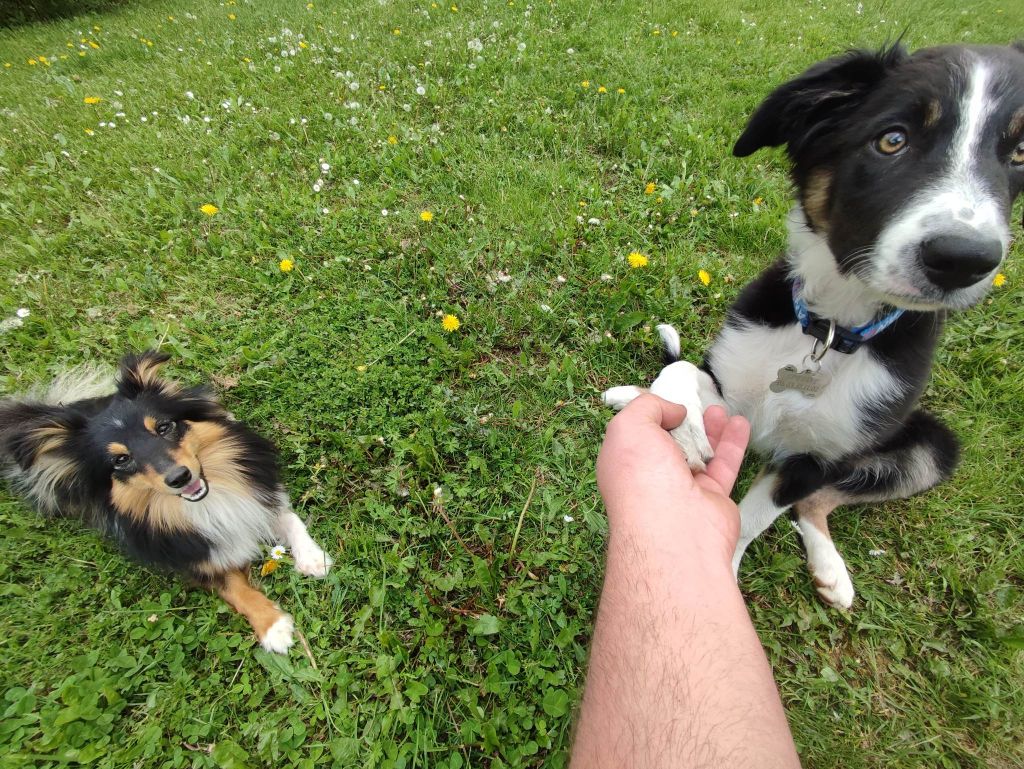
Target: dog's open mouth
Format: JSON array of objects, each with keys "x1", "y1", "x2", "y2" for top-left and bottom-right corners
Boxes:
[{"x1": 179, "y1": 477, "x2": 209, "y2": 502}]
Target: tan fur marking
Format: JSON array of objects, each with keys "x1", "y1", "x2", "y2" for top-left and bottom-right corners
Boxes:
[
  {"x1": 183, "y1": 421, "x2": 251, "y2": 496},
  {"x1": 216, "y1": 569, "x2": 287, "y2": 641},
  {"x1": 132, "y1": 357, "x2": 168, "y2": 389},
  {"x1": 143, "y1": 416, "x2": 158, "y2": 434},
  {"x1": 1009, "y1": 106, "x2": 1024, "y2": 141},
  {"x1": 802, "y1": 169, "x2": 833, "y2": 233},
  {"x1": 924, "y1": 99, "x2": 942, "y2": 129},
  {"x1": 793, "y1": 488, "x2": 848, "y2": 537},
  {"x1": 107, "y1": 442, "x2": 129, "y2": 456},
  {"x1": 110, "y1": 467, "x2": 192, "y2": 531}
]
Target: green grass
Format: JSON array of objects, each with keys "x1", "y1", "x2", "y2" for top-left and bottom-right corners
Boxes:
[{"x1": 1, "y1": 0, "x2": 1023, "y2": 766}]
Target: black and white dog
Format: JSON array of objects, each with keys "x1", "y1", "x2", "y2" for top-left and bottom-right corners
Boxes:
[{"x1": 605, "y1": 42, "x2": 1024, "y2": 608}]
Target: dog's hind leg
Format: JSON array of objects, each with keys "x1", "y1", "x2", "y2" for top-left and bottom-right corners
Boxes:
[
  {"x1": 275, "y1": 495, "x2": 334, "y2": 578},
  {"x1": 216, "y1": 569, "x2": 294, "y2": 653},
  {"x1": 796, "y1": 410, "x2": 959, "y2": 609}
]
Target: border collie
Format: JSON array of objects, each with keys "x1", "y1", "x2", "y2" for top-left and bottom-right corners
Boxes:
[
  {"x1": 605, "y1": 42, "x2": 1024, "y2": 608},
  {"x1": 0, "y1": 351, "x2": 333, "y2": 652}
]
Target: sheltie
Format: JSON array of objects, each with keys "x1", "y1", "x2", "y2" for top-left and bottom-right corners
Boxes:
[{"x1": 0, "y1": 350, "x2": 332, "y2": 653}]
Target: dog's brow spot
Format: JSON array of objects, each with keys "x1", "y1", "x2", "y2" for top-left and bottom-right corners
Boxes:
[
  {"x1": 924, "y1": 99, "x2": 942, "y2": 128},
  {"x1": 143, "y1": 416, "x2": 158, "y2": 433}
]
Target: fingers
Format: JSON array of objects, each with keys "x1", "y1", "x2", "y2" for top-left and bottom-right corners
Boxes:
[
  {"x1": 613, "y1": 392, "x2": 687, "y2": 432},
  {"x1": 699, "y1": 413, "x2": 751, "y2": 496},
  {"x1": 702, "y1": 405, "x2": 729, "y2": 451}
]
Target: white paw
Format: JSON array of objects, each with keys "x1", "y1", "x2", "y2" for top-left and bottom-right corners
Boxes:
[
  {"x1": 810, "y1": 556, "x2": 855, "y2": 610},
  {"x1": 293, "y1": 545, "x2": 334, "y2": 578},
  {"x1": 669, "y1": 417, "x2": 714, "y2": 472},
  {"x1": 260, "y1": 614, "x2": 295, "y2": 653},
  {"x1": 602, "y1": 385, "x2": 643, "y2": 411}
]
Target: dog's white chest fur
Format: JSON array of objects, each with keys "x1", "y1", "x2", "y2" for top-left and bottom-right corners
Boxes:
[
  {"x1": 707, "y1": 321, "x2": 901, "y2": 460},
  {"x1": 187, "y1": 490, "x2": 278, "y2": 571}
]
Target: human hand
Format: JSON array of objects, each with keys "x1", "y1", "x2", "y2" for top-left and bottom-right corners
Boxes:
[{"x1": 596, "y1": 394, "x2": 750, "y2": 567}]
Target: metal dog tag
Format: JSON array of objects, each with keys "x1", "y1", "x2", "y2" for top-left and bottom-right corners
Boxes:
[{"x1": 769, "y1": 364, "x2": 832, "y2": 397}]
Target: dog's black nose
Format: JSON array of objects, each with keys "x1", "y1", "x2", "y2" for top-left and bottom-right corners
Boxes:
[
  {"x1": 920, "y1": 235, "x2": 1002, "y2": 290},
  {"x1": 165, "y1": 466, "x2": 192, "y2": 489}
]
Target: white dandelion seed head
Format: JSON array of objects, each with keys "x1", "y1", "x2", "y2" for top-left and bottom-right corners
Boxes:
[
  {"x1": 16, "y1": 308, "x2": 30, "y2": 318},
  {"x1": 323, "y1": 112, "x2": 333, "y2": 121},
  {"x1": 320, "y1": 162, "x2": 330, "y2": 172},
  {"x1": 433, "y1": 486, "x2": 443, "y2": 498},
  {"x1": 588, "y1": 217, "x2": 600, "y2": 225},
  {"x1": 556, "y1": 275, "x2": 566, "y2": 283},
  {"x1": 348, "y1": 81, "x2": 359, "y2": 91},
  {"x1": 563, "y1": 514, "x2": 574, "y2": 522},
  {"x1": 518, "y1": 42, "x2": 526, "y2": 51},
  {"x1": 185, "y1": 90, "x2": 194, "y2": 99},
  {"x1": 539, "y1": 303, "x2": 552, "y2": 313},
  {"x1": 416, "y1": 85, "x2": 426, "y2": 95},
  {"x1": 600, "y1": 273, "x2": 612, "y2": 281},
  {"x1": 467, "y1": 38, "x2": 483, "y2": 53},
  {"x1": 381, "y1": 208, "x2": 389, "y2": 216},
  {"x1": 312, "y1": 183, "x2": 322, "y2": 192}
]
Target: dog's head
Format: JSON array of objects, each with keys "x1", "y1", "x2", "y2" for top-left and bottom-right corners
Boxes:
[
  {"x1": 3, "y1": 351, "x2": 229, "y2": 510},
  {"x1": 735, "y1": 42, "x2": 1024, "y2": 310}
]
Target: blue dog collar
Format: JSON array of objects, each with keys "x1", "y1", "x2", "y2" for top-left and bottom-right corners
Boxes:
[{"x1": 791, "y1": 278, "x2": 905, "y2": 354}]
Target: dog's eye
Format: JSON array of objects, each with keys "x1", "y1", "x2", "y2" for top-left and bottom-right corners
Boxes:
[
  {"x1": 113, "y1": 454, "x2": 132, "y2": 469},
  {"x1": 1012, "y1": 141, "x2": 1024, "y2": 166},
  {"x1": 155, "y1": 420, "x2": 176, "y2": 436},
  {"x1": 875, "y1": 129, "x2": 908, "y2": 155}
]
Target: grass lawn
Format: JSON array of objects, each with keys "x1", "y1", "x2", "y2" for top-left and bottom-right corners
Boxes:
[{"x1": 1, "y1": 0, "x2": 1022, "y2": 766}]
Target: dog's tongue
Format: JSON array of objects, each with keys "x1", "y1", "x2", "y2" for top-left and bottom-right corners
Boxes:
[{"x1": 182, "y1": 479, "x2": 204, "y2": 497}]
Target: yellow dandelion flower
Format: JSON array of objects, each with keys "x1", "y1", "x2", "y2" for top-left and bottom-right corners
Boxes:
[
  {"x1": 307, "y1": 1, "x2": 314, "y2": 7},
  {"x1": 420, "y1": 210, "x2": 434, "y2": 222},
  {"x1": 441, "y1": 314, "x2": 461, "y2": 332},
  {"x1": 672, "y1": 30, "x2": 679, "y2": 37},
  {"x1": 4, "y1": 62, "x2": 11, "y2": 68},
  {"x1": 88, "y1": 41, "x2": 100, "y2": 49},
  {"x1": 279, "y1": 258, "x2": 294, "y2": 273},
  {"x1": 993, "y1": 273, "x2": 1006, "y2": 287},
  {"x1": 690, "y1": 208, "x2": 699, "y2": 217},
  {"x1": 79, "y1": 51, "x2": 87, "y2": 57},
  {"x1": 84, "y1": 128, "x2": 94, "y2": 135},
  {"x1": 598, "y1": 85, "x2": 607, "y2": 93},
  {"x1": 387, "y1": 135, "x2": 398, "y2": 145},
  {"x1": 228, "y1": 12, "x2": 236, "y2": 19},
  {"x1": 645, "y1": 182, "x2": 656, "y2": 195},
  {"x1": 393, "y1": 28, "x2": 402, "y2": 35},
  {"x1": 627, "y1": 252, "x2": 649, "y2": 269},
  {"x1": 83, "y1": 96, "x2": 101, "y2": 104},
  {"x1": 617, "y1": 87, "x2": 625, "y2": 94},
  {"x1": 451, "y1": 4, "x2": 459, "y2": 10},
  {"x1": 652, "y1": 29, "x2": 661, "y2": 35},
  {"x1": 27, "y1": 58, "x2": 37, "y2": 66},
  {"x1": 356, "y1": 364, "x2": 367, "y2": 372},
  {"x1": 260, "y1": 559, "x2": 280, "y2": 576},
  {"x1": 581, "y1": 80, "x2": 590, "y2": 88},
  {"x1": 698, "y1": 269, "x2": 711, "y2": 286},
  {"x1": 299, "y1": 41, "x2": 309, "y2": 49},
  {"x1": 753, "y1": 196, "x2": 764, "y2": 206},
  {"x1": 200, "y1": 203, "x2": 219, "y2": 216}
]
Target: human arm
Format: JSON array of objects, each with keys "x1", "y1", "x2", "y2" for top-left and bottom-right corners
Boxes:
[{"x1": 570, "y1": 394, "x2": 801, "y2": 769}]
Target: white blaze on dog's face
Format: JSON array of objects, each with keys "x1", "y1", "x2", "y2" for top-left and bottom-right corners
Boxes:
[{"x1": 734, "y1": 43, "x2": 1024, "y2": 311}]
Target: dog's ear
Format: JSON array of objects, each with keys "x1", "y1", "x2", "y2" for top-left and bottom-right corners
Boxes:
[
  {"x1": 0, "y1": 404, "x2": 83, "y2": 471},
  {"x1": 117, "y1": 350, "x2": 173, "y2": 398},
  {"x1": 733, "y1": 44, "x2": 908, "y2": 158}
]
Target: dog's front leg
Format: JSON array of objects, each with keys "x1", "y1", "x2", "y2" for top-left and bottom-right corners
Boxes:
[
  {"x1": 275, "y1": 494, "x2": 334, "y2": 578},
  {"x1": 602, "y1": 362, "x2": 722, "y2": 472},
  {"x1": 216, "y1": 568, "x2": 294, "y2": 653}
]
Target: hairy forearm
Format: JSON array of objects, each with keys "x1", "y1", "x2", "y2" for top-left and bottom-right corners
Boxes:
[{"x1": 571, "y1": 521, "x2": 801, "y2": 769}]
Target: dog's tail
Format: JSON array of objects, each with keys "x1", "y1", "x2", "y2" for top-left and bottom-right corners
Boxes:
[{"x1": 656, "y1": 324, "x2": 682, "y2": 365}]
